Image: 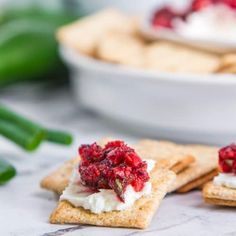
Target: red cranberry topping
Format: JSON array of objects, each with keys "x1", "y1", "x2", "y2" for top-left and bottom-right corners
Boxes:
[
  {"x1": 151, "y1": 5, "x2": 190, "y2": 29},
  {"x1": 152, "y1": 7, "x2": 177, "y2": 29},
  {"x1": 191, "y1": 0, "x2": 236, "y2": 11},
  {"x1": 191, "y1": 0, "x2": 215, "y2": 11},
  {"x1": 78, "y1": 140, "x2": 150, "y2": 202},
  {"x1": 219, "y1": 144, "x2": 236, "y2": 174},
  {"x1": 152, "y1": 0, "x2": 236, "y2": 30},
  {"x1": 222, "y1": 0, "x2": 236, "y2": 8},
  {"x1": 79, "y1": 143, "x2": 104, "y2": 163}
]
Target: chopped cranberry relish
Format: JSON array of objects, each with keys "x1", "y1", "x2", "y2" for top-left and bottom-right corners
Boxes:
[
  {"x1": 152, "y1": 0, "x2": 236, "y2": 29},
  {"x1": 219, "y1": 144, "x2": 236, "y2": 174},
  {"x1": 152, "y1": 7, "x2": 178, "y2": 29},
  {"x1": 78, "y1": 141, "x2": 150, "y2": 202},
  {"x1": 191, "y1": 0, "x2": 215, "y2": 11}
]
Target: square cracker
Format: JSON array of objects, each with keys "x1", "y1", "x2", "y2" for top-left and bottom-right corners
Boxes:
[
  {"x1": 57, "y1": 8, "x2": 139, "y2": 56},
  {"x1": 96, "y1": 32, "x2": 145, "y2": 67},
  {"x1": 169, "y1": 145, "x2": 218, "y2": 193},
  {"x1": 144, "y1": 42, "x2": 220, "y2": 74},
  {"x1": 203, "y1": 182, "x2": 236, "y2": 207},
  {"x1": 177, "y1": 169, "x2": 218, "y2": 193},
  {"x1": 135, "y1": 140, "x2": 195, "y2": 174},
  {"x1": 50, "y1": 165, "x2": 176, "y2": 229}
]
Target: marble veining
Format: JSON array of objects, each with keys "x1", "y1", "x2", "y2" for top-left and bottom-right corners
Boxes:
[{"x1": 41, "y1": 226, "x2": 85, "y2": 236}]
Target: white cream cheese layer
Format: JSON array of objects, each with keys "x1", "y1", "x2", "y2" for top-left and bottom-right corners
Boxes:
[
  {"x1": 60, "y1": 159, "x2": 155, "y2": 214},
  {"x1": 174, "y1": 5, "x2": 236, "y2": 43},
  {"x1": 213, "y1": 173, "x2": 236, "y2": 189}
]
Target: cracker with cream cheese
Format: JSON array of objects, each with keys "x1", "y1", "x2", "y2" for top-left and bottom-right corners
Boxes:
[
  {"x1": 203, "y1": 182, "x2": 236, "y2": 207},
  {"x1": 50, "y1": 164, "x2": 175, "y2": 229}
]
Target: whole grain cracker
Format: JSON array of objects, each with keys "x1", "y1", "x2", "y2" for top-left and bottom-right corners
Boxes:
[
  {"x1": 135, "y1": 140, "x2": 195, "y2": 173},
  {"x1": 50, "y1": 165, "x2": 176, "y2": 229},
  {"x1": 204, "y1": 198, "x2": 236, "y2": 207},
  {"x1": 96, "y1": 32, "x2": 145, "y2": 67},
  {"x1": 57, "y1": 8, "x2": 139, "y2": 56},
  {"x1": 203, "y1": 181, "x2": 236, "y2": 207},
  {"x1": 169, "y1": 145, "x2": 218, "y2": 192},
  {"x1": 177, "y1": 169, "x2": 218, "y2": 193},
  {"x1": 40, "y1": 158, "x2": 79, "y2": 194},
  {"x1": 171, "y1": 156, "x2": 195, "y2": 174},
  {"x1": 144, "y1": 42, "x2": 220, "y2": 74}
]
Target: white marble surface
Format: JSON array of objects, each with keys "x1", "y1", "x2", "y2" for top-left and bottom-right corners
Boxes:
[{"x1": 0, "y1": 82, "x2": 236, "y2": 236}]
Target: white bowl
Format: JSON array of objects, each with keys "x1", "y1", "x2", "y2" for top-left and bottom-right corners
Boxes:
[{"x1": 60, "y1": 46, "x2": 236, "y2": 145}]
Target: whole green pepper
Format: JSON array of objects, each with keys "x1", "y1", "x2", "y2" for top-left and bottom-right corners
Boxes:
[
  {"x1": 0, "y1": 6, "x2": 78, "y2": 86},
  {"x1": 0, "y1": 19, "x2": 61, "y2": 85}
]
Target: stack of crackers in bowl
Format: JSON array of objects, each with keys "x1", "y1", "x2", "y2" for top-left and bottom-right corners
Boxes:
[
  {"x1": 57, "y1": 8, "x2": 236, "y2": 75},
  {"x1": 41, "y1": 138, "x2": 236, "y2": 229}
]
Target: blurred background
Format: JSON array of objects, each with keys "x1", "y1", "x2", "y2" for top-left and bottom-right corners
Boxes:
[{"x1": 0, "y1": 0, "x2": 236, "y2": 154}]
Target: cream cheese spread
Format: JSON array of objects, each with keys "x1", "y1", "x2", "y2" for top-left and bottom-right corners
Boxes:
[
  {"x1": 60, "y1": 159, "x2": 155, "y2": 214},
  {"x1": 213, "y1": 173, "x2": 236, "y2": 189},
  {"x1": 175, "y1": 5, "x2": 236, "y2": 43}
]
